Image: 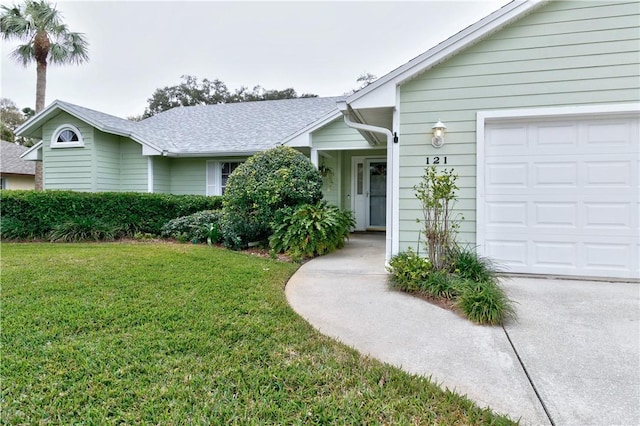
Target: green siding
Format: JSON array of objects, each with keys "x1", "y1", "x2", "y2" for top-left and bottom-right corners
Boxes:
[
  {"x1": 153, "y1": 157, "x2": 171, "y2": 193},
  {"x1": 398, "y1": 0, "x2": 640, "y2": 252},
  {"x1": 119, "y1": 140, "x2": 147, "y2": 192},
  {"x1": 42, "y1": 112, "x2": 94, "y2": 191},
  {"x1": 95, "y1": 130, "x2": 121, "y2": 191},
  {"x1": 312, "y1": 118, "x2": 372, "y2": 149},
  {"x1": 319, "y1": 154, "x2": 340, "y2": 206},
  {"x1": 171, "y1": 158, "x2": 207, "y2": 195}
]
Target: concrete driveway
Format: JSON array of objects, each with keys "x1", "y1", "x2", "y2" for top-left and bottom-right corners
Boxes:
[{"x1": 285, "y1": 233, "x2": 640, "y2": 425}]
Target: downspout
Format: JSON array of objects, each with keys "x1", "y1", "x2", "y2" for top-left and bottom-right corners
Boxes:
[{"x1": 337, "y1": 101, "x2": 394, "y2": 266}]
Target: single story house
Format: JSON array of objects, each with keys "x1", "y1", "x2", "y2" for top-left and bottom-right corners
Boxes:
[
  {"x1": 17, "y1": 0, "x2": 639, "y2": 281},
  {"x1": 1, "y1": 140, "x2": 35, "y2": 189}
]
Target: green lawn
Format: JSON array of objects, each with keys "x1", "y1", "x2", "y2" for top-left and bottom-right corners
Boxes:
[{"x1": 1, "y1": 243, "x2": 516, "y2": 424}]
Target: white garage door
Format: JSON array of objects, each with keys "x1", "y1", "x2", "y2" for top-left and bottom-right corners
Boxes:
[{"x1": 480, "y1": 114, "x2": 639, "y2": 280}]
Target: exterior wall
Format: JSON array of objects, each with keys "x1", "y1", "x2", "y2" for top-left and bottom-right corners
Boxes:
[
  {"x1": 41, "y1": 112, "x2": 94, "y2": 191},
  {"x1": 397, "y1": 0, "x2": 640, "y2": 251},
  {"x1": 153, "y1": 156, "x2": 171, "y2": 193},
  {"x1": 312, "y1": 118, "x2": 372, "y2": 150},
  {"x1": 171, "y1": 158, "x2": 207, "y2": 195},
  {"x1": 1, "y1": 174, "x2": 35, "y2": 190},
  {"x1": 119, "y1": 139, "x2": 147, "y2": 192},
  {"x1": 95, "y1": 130, "x2": 121, "y2": 191},
  {"x1": 319, "y1": 154, "x2": 340, "y2": 206}
]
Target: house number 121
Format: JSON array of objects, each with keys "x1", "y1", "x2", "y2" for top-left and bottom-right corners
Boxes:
[{"x1": 426, "y1": 156, "x2": 447, "y2": 165}]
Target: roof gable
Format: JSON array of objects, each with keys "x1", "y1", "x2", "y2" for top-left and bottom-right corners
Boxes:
[{"x1": 346, "y1": 0, "x2": 546, "y2": 109}]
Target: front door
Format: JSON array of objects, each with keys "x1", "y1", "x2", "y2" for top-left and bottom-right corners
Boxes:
[{"x1": 352, "y1": 157, "x2": 387, "y2": 230}]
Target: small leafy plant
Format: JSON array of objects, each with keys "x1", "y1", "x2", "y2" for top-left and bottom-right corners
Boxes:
[
  {"x1": 269, "y1": 201, "x2": 355, "y2": 262},
  {"x1": 387, "y1": 248, "x2": 432, "y2": 292},
  {"x1": 160, "y1": 210, "x2": 222, "y2": 244}
]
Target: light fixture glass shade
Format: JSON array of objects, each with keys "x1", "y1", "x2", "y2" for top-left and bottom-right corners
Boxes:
[{"x1": 431, "y1": 120, "x2": 446, "y2": 148}]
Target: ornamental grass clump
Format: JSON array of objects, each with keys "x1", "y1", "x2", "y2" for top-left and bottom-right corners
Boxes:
[
  {"x1": 457, "y1": 280, "x2": 516, "y2": 326},
  {"x1": 49, "y1": 217, "x2": 122, "y2": 242}
]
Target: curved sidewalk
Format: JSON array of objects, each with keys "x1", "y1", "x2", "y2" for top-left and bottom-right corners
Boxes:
[{"x1": 285, "y1": 233, "x2": 640, "y2": 425}]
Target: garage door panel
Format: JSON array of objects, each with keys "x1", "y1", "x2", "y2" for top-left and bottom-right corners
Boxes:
[
  {"x1": 584, "y1": 203, "x2": 632, "y2": 229},
  {"x1": 486, "y1": 202, "x2": 527, "y2": 227},
  {"x1": 584, "y1": 161, "x2": 631, "y2": 187},
  {"x1": 534, "y1": 202, "x2": 577, "y2": 227},
  {"x1": 584, "y1": 242, "x2": 634, "y2": 274},
  {"x1": 481, "y1": 114, "x2": 639, "y2": 280}
]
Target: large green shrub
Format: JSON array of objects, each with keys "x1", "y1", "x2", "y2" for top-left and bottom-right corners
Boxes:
[
  {"x1": 269, "y1": 201, "x2": 355, "y2": 261},
  {"x1": 160, "y1": 210, "x2": 222, "y2": 244},
  {"x1": 0, "y1": 190, "x2": 222, "y2": 240},
  {"x1": 221, "y1": 146, "x2": 323, "y2": 249}
]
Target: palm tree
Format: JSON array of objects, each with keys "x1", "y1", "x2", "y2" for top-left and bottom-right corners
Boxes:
[{"x1": 0, "y1": 0, "x2": 89, "y2": 113}]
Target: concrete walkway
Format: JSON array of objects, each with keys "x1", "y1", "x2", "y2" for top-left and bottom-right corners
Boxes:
[{"x1": 285, "y1": 233, "x2": 640, "y2": 425}]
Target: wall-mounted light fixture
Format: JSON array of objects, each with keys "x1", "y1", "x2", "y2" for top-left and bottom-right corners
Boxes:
[{"x1": 431, "y1": 120, "x2": 446, "y2": 148}]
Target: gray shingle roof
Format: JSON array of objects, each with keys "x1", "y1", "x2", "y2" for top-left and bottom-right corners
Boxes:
[
  {"x1": 46, "y1": 97, "x2": 344, "y2": 155},
  {"x1": 1, "y1": 140, "x2": 35, "y2": 175},
  {"x1": 138, "y1": 96, "x2": 345, "y2": 154}
]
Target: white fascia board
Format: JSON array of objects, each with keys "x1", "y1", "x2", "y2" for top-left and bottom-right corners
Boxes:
[
  {"x1": 170, "y1": 150, "x2": 260, "y2": 158},
  {"x1": 346, "y1": 0, "x2": 546, "y2": 109},
  {"x1": 478, "y1": 103, "x2": 640, "y2": 122},
  {"x1": 15, "y1": 100, "x2": 66, "y2": 138},
  {"x1": 19, "y1": 141, "x2": 43, "y2": 160},
  {"x1": 282, "y1": 110, "x2": 343, "y2": 147}
]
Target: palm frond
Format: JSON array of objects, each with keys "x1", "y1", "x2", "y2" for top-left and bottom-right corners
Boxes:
[{"x1": 10, "y1": 43, "x2": 34, "y2": 66}]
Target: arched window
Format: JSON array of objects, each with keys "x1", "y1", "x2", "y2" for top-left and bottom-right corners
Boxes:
[{"x1": 51, "y1": 124, "x2": 84, "y2": 148}]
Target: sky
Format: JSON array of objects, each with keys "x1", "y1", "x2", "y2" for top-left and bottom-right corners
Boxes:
[{"x1": 1, "y1": 0, "x2": 510, "y2": 119}]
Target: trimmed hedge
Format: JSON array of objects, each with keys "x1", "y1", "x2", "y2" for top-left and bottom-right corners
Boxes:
[{"x1": 0, "y1": 190, "x2": 222, "y2": 239}]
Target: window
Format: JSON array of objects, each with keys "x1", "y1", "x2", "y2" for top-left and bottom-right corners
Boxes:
[
  {"x1": 206, "y1": 160, "x2": 243, "y2": 196},
  {"x1": 0, "y1": 177, "x2": 6, "y2": 189},
  {"x1": 221, "y1": 162, "x2": 241, "y2": 194},
  {"x1": 51, "y1": 124, "x2": 84, "y2": 148}
]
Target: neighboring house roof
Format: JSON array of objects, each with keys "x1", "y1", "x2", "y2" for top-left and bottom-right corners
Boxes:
[
  {"x1": 0, "y1": 140, "x2": 36, "y2": 175},
  {"x1": 17, "y1": 97, "x2": 345, "y2": 156}
]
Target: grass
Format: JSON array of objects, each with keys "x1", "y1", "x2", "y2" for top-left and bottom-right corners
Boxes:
[{"x1": 1, "y1": 243, "x2": 516, "y2": 424}]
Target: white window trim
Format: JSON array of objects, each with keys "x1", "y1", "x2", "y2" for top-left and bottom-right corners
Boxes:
[
  {"x1": 51, "y1": 124, "x2": 84, "y2": 148},
  {"x1": 206, "y1": 159, "x2": 244, "y2": 196}
]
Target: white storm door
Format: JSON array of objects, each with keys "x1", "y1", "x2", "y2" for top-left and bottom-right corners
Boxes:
[
  {"x1": 480, "y1": 115, "x2": 639, "y2": 280},
  {"x1": 366, "y1": 159, "x2": 387, "y2": 229}
]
